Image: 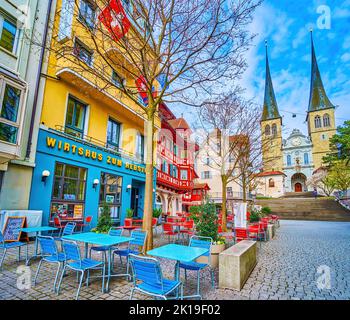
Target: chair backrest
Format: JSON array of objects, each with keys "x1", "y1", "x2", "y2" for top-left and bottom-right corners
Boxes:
[
  {"x1": 234, "y1": 227, "x2": 249, "y2": 241},
  {"x1": 62, "y1": 240, "x2": 81, "y2": 263},
  {"x1": 62, "y1": 222, "x2": 76, "y2": 236},
  {"x1": 124, "y1": 218, "x2": 133, "y2": 227},
  {"x1": 0, "y1": 230, "x2": 4, "y2": 247},
  {"x1": 167, "y1": 217, "x2": 176, "y2": 223},
  {"x1": 54, "y1": 216, "x2": 62, "y2": 227},
  {"x1": 162, "y1": 223, "x2": 174, "y2": 233},
  {"x1": 130, "y1": 229, "x2": 147, "y2": 252},
  {"x1": 85, "y1": 216, "x2": 93, "y2": 224},
  {"x1": 189, "y1": 236, "x2": 212, "y2": 257},
  {"x1": 109, "y1": 227, "x2": 123, "y2": 237},
  {"x1": 128, "y1": 254, "x2": 163, "y2": 290},
  {"x1": 184, "y1": 220, "x2": 194, "y2": 229},
  {"x1": 38, "y1": 236, "x2": 58, "y2": 257}
]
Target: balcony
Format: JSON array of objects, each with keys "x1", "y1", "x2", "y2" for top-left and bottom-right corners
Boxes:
[
  {"x1": 157, "y1": 144, "x2": 193, "y2": 167},
  {"x1": 53, "y1": 125, "x2": 144, "y2": 164},
  {"x1": 209, "y1": 191, "x2": 253, "y2": 202},
  {"x1": 156, "y1": 170, "x2": 194, "y2": 191}
]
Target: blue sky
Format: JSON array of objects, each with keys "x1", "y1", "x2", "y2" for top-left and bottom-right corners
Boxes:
[{"x1": 175, "y1": 0, "x2": 350, "y2": 137}]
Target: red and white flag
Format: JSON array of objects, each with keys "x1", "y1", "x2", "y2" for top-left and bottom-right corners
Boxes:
[
  {"x1": 98, "y1": 0, "x2": 131, "y2": 42},
  {"x1": 135, "y1": 75, "x2": 158, "y2": 105}
]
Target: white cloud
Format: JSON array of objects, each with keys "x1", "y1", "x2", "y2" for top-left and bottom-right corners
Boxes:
[
  {"x1": 341, "y1": 53, "x2": 350, "y2": 62},
  {"x1": 333, "y1": 8, "x2": 350, "y2": 19}
]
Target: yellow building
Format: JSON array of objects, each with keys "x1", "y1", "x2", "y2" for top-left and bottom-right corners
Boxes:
[{"x1": 29, "y1": 0, "x2": 160, "y2": 226}]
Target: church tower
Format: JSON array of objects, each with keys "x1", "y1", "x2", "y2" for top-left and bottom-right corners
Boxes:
[
  {"x1": 306, "y1": 31, "x2": 336, "y2": 169},
  {"x1": 261, "y1": 42, "x2": 283, "y2": 172}
]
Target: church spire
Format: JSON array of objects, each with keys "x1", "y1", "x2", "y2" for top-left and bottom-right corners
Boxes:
[
  {"x1": 262, "y1": 41, "x2": 281, "y2": 121},
  {"x1": 308, "y1": 30, "x2": 335, "y2": 112}
]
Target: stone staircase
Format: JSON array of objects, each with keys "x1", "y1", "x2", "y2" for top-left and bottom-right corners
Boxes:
[{"x1": 256, "y1": 197, "x2": 350, "y2": 221}]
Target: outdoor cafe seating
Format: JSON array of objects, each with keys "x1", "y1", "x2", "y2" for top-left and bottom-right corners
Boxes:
[{"x1": 0, "y1": 230, "x2": 28, "y2": 270}]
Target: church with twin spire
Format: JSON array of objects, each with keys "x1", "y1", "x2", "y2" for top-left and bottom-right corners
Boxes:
[{"x1": 257, "y1": 32, "x2": 337, "y2": 198}]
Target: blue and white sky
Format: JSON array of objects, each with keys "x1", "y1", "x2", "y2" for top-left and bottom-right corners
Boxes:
[{"x1": 175, "y1": 0, "x2": 350, "y2": 137}]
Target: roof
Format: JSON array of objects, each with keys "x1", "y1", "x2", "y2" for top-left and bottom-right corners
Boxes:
[
  {"x1": 262, "y1": 42, "x2": 281, "y2": 121},
  {"x1": 256, "y1": 171, "x2": 286, "y2": 177},
  {"x1": 308, "y1": 32, "x2": 335, "y2": 113},
  {"x1": 193, "y1": 183, "x2": 210, "y2": 190},
  {"x1": 168, "y1": 118, "x2": 190, "y2": 130}
]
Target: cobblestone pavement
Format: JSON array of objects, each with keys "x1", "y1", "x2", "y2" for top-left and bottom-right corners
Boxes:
[{"x1": 0, "y1": 220, "x2": 349, "y2": 300}]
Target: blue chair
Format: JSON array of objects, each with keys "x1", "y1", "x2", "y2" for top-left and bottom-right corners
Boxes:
[
  {"x1": 178, "y1": 236, "x2": 214, "y2": 299},
  {"x1": 113, "y1": 229, "x2": 147, "y2": 279},
  {"x1": 129, "y1": 254, "x2": 183, "y2": 300},
  {"x1": 57, "y1": 240, "x2": 105, "y2": 300},
  {"x1": 54, "y1": 222, "x2": 76, "y2": 240},
  {"x1": 89, "y1": 227, "x2": 124, "y2": 264},
  {"x1": 0, "y1": 230, "x2": 28, "y2": 270},
  {"x1": 34, "y1": 236, "x2": 66, "y2": 292}
]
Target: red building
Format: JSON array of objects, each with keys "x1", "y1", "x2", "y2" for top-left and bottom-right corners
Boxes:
[
  {"x1": 155, "y1": 103, "x2": 199, "y2": 216},
  {"x1": 182, "y1": 183, "x2": 211, "y2": 211}
]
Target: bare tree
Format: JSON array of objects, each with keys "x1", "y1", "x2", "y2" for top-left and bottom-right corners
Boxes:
[
  {"x1": 196, "y1": 92, "x2": 268, "y2": 231},
  {"x1": 30, "y1": 0, "x2": 262, "y2": 249}
]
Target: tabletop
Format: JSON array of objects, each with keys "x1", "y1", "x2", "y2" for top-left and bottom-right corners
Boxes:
[
  {"x1": 147, "y1": 244, "x2": 208, "y2": 263},
  {"x1": 21, "y1": 226, "x2": 57, "y2": 233},
  {"x1": 62, "y1": 232, "x2": 133, "y2": 246}
]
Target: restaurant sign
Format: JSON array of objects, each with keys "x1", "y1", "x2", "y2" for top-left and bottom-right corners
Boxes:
[{"x1": 45, "y1": 136, "x2": 145, "y2": 174}]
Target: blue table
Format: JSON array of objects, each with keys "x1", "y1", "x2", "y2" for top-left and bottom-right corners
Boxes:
[
  {"x1": 148, "y1": 244, "x2": 208, "y2": 299},
  {"x1": 62, "y1": 232, "x2": 133, "y2": 292},
  {"x1": 21, "y1": 226, "x2": 58, "y2": 265}
]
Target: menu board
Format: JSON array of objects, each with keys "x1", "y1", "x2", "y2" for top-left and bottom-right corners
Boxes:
[{"x1": 2, "y1": 217, "x2": 26, "y2": 242}]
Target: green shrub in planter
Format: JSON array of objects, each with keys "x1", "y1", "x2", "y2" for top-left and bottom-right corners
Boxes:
[
  {"x1": 95, "y1": 202, "x2": 113, "y2": 233},
  {"x1": 126, "y1": 208, "x2": 134, "y2": 218},
  {"x1": 153, "y1": 208, "x2": 162, "y2": 218},
  {"x1": 250, "y1": 209, "x2": 262, "y2": 223}
]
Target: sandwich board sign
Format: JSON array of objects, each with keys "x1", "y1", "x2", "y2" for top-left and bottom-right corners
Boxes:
[
  {"x1": 233, "y1": 202, "x2": 248, "y2": 228},
  {"x1": 2, "y1": 217, "x2": 28, "y2": 242}
]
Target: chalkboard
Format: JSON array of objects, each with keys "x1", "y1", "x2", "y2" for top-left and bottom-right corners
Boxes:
[{"x1": 2, "y1": 217, "x2": 26, "y2": 242}]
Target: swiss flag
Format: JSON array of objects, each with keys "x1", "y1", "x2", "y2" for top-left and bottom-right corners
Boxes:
[
  {"x1": 135, "y1": 75, "x2": 158, "y2": 105},
  {"x1": 98, "y1": 0, "x2": 131, "y2": 42}
]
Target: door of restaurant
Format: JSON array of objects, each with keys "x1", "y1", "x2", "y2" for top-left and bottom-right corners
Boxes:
[
  {"x1": 295, "y1": 183, "x2": 302, "y2": 192},
  {"x1": 130, "y1": 187, "x2": 140, "y2": 217}
]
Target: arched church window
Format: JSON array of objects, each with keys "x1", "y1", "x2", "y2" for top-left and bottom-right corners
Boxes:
[
  {"x1": 265, "y1": 125, "x2": 270, "y2": 135},
  {"x1": 268, "y1": 178, "x2": 275, "y2": 188},
  {"x1": 287, "y1": 155, "x2": 292, "y2": 166},
  {"x1": 272, "y1": 124, "x2": 277, "y2": 136},
  {"x1": 314, "y1": 115, "x2": 322, "y2": 128},
  {"x1": 304, "y1": 153, "x2": 309, "y2": 165},
  {"x1": 323, "y1": 114, "x2": 330, "y2": 127}
]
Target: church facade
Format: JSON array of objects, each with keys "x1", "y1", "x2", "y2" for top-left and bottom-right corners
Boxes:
[{"x1": 256, "y1": 33, "x2": 336, "y2": 198}]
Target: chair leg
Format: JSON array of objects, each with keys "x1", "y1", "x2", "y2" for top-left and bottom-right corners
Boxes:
[
  {"x1": 196, "y1": 271, "x2": 201, "y2": 299},
  {"x1": 34, "y1": 259, "x2": 43, "y2": 286},
  {"x1": 86, "y1": 270, "x2": 90, "y2": 287},
  {"x1": 0, "y1": 248, "x2": 7, "y2": 270},
  {"x1": 53, "y1": 263, "x2": 61, "y2": 292},
  {"x1": 76, "y1": 271, "x2": 84, "y2": 300},
  {"x1": 18, "y1": 246, "x2": 21, "y2": 262},
  {"x1": 129, "y1": 288, "x2": 134, "y2": 300},
  {"x1": 101, "y1": 265, "x2": 106, "y2": 293},
  {"x1": 57, "y1": 264, "x2": 67, "y2": 296}
]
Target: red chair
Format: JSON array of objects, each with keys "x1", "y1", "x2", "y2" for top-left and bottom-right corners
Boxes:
[
  {"x1": 180, "y1": 220, "x2": 195, "y2": 241},
  {"x1": 76, "y1": 216, "x2": 93, "y2": 233},
  {"x1": 52, "y1": 216, "x2": 64, "y2": 237},
  {"x1": 167, "y1": 217, "x2": 176, "y2": 223},
  {"x1": 234, "y1": 227, "x2": 251, "y2": 243},
  {"x1": 162, "y1": 223, "x2": 178, "y2": 243},
  {"x1": 152, "y1": 217, "x2": 158, "y2": 235}
]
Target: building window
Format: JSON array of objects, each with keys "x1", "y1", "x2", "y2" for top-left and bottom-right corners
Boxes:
[
  {"x1": 265, "y1": 125, "x2": 270, "y2": 136},
  {"x1": 201, "y1": 171, "x2": 211, "y2": 179},
  {"x1": 323, "y1": 114, "x2": 330, "y2": 127},
  {"x1": 181, "y1": 150, "x2": 187, "y2": 159},
  {"x1": 162, "y1": 160, "x2": 168, "y2": 173},
  {"x1": 0, "y1": 81, "x2": 24, "y2": 144},
  {"x1": 136, "y1": 132, "x2": 145, "y2": 162},
  {"x1": 65, "y1": 96, "x2": 87, "y2": 138},
  {"x1": 271, "y1": 124, "x2": 277, "y2": 136},
  {"x1": 50, "y1": 163, "x2": 87, "y2": 221},
  {"x1": 111, "y1": 70, "x2": 126, "y2": 88},
  {"x1": 172, "y1": 165, "x2": 178, "y2": 178},
  {"x1": 79, "y1": 0, "x2": 96, "y2": 29},
  {"x1": 314, "y1": 115, "x2": 322, "y2": 128},
  {"x1": 304, "y1": 153, "x2": 309, "y2": 165},
  {"x1": 0, "y1": 15, "x2": 19, "y2": 53},
  {"x1": 227, "y1": 187, "x2": 233, "y2": 196},
  {"x1": 99, "y1": 173, "x2": 123, "y2": 221},
  {"x1": 321, "y1": 134, "x2": 328, "y2": 141},
  {"x1": 73, "y1": 38, "x2": 93, "y2": 66},
  {"x1": 206, "y1": 157, "x2": 211, "y2": 165},
  {"x1": 107, "y1": 118, "x2": 121, "y2": 150},
  {"x1": 268, "y1": 178, "x2": 275, "y2": 188},
  {"x1": 287, "y1": 155, "x2": 292, "y2": 166},
  {"x1": 180, "y1": 170, "x2": 188, "y2": 180}
]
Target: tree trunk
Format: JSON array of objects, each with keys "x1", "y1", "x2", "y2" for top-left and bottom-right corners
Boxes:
[
  {"x1": 221, "y1": 176, "x2": 228, "y2": 232},
  {"x1": 142, "y1": 113, "x2": 155, "y2": 251},
  {"x1": 242, "y1": 175, "x2": 247, "y2": 203}
]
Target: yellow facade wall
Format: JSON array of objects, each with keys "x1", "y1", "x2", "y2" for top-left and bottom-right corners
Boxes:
[
  {"x1": 261, "y1": 118, "x2": 283, "y2": 172},
  {"x1": 307, "y1": 108, "x2": 336, "y2": 169}
]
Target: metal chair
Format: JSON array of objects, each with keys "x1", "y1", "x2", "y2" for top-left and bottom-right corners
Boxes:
[
  {"x1": 34, "y1": 236, "x2": 66, "y2": 292},
  {"x1": 113, "y1": 229, "x2": 147, "y2": 279},
  {"x1": 178, "y1": 235, "x2": 214, "y2": 299},
  {"x1": 162, "y1": 223, "x2": 177, "y2": 243},
  {"x1": 89, "y1": 228, "x2": 124, "y2": 265},
  {"x1": 129, "y1": 254, "x2": 183, "y2": 300},
  {"x1": 54, "y1": 222, "x2": 76, "y2": 241},
  {"x1": 76, "y1": 216, "x2": 93, "y2": 233},
  {"x1": 0, "y1": 230, "x2": 28, "y2": 270},
  {"x1": 57, "y1": 240, "x2": 105, "y2": 300}
]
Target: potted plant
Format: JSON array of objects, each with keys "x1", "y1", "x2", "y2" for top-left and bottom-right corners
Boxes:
[
  {"x1": 126, "y1": 208, "x2": 134, "y2": 219},
  {"x1": 249, "y1": 208, "x2": 262, "y2": 223},
  {"x1": 190, "y1": 200, "x2": 226, "y2": 268},
  {"x1": 153, "y1": 208, "x2": 163, "y2": 224},
  {"x1": 92, "y1": 202, "x2": 112, "y2": 234}
]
